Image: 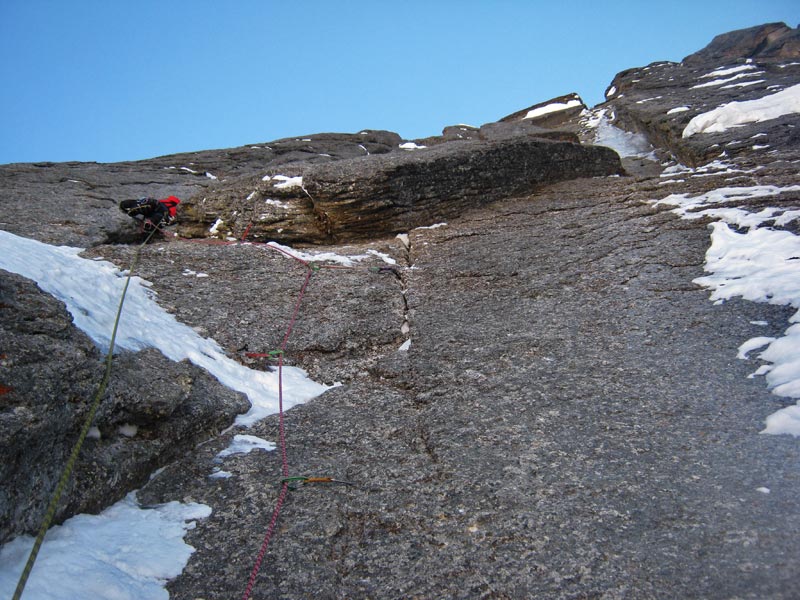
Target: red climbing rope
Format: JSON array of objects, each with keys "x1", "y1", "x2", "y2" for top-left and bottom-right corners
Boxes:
[{"x1": 240, "y1": 260, "x2": 314, "y2": 600}]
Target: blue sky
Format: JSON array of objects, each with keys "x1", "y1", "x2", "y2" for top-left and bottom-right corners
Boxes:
[{"x1": 1, "y1": 1, "x2": 797, "y2": 164}]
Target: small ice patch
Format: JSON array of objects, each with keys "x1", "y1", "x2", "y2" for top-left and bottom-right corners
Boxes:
[
  {"x1": 216, "y1": 434, "x2": 276, "y2": 459},
  {"x1": 265, "y1": 199, "x2": 289, "y2": 209},
  {"x1": 593, "y1": 115, "x2": 655, "y2": 159}
]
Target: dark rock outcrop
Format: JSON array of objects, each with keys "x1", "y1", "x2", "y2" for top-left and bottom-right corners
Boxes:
[
  {"x1": 499, "y1": 92, "x2": 587, "y2": 128},
  {"x1": 683, "y1": 22, "x2": 800, "y2": 65},
  {"x1": 595, "y1": 22, "x2": 800, "y2": 166},
  {"x1": 178, "y1": 136, "x2": 623, "y2": 244},
  {"x1": 0, "y1": 270, "x2": 249, "y2": 543},
  {"x1": 0, "y1": 131, "x2": 403, "y2": 248}
]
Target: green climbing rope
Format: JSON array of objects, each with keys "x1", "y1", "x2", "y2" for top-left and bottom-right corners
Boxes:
[{"x1": 12, "y1": 228, "x2": 158, "y2": 600}]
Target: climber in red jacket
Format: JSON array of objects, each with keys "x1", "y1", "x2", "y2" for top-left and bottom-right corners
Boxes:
[{"x1": 119, "y1": 196, "x2": 180, "y2": 233}]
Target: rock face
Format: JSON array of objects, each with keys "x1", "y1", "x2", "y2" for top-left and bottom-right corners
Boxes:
[
  {"x1": 2, "y1": 20, "x2": 800, "y2": 600},
  {"x1": 683, "y1": 22, "x2": 800, "y2": 64},
  {"x1": 0, "y1": 270, "x2": 249, "y2": 543},
  {"x1": 598, "y1": 22, "x2": 800, "y2": 166},
  {"x1": 499, "y1": 92, "x2": 587, "y2": 128},
  {"x1": 180, "y1": 136, "x2": 622, "y2": 244}
]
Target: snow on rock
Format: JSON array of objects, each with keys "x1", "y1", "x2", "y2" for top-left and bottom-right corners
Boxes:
[
  {"x1": 216, "y1": 434, "x2": 275, "y2": 459},
  {"x1": 721, "y1": 79, "x2": 765, "y2": 89},
  {"x1": 0, "y1": 493, "x2": 210, "y2": 600},
  {"x1": 524, "y1": 98, "x2": 583, "y2": 120},
  {"x1": 651, "y1": 179, "x2": 800, "y2": 436},
  {"x1": 592, "y1": 114, "x2": 655, "y2": 159},
  {"x1": 266, "y1": 241, "x2": 395, "y2": 268},
  {"x1": 683, "y1": 83, "x2": 800, "y2": 137},
  {"x1": 693, "y1": 223, "x2": 800, "y2": 307},
  {"x1": 737, "y1": 336, "x2": 777, "y2": 360},
  {"x1": 763, "y1": 403, "x2": 800, "y2": 436},
  {"x1": 0, "y1": 230, "x2": 331, "y2": 428},
  {"x1": 272, "y1": 175, "x2": 304, "y2": 190},
  {"x1": 699, "y1": 64, "x2": 758, "y2": 78},
  {"x1": 400, "y1": 142, "x2": 427, "y2": 150},
  {"x1": 691, "y1": 71, "x2": 764, "y2": 89},
  {"x1": 653, "y1": 185, "x2": 800, "y2": 226},
  {"x1": 209, "y1": 218, "x2": 224, "y2": 235},
  {"x1": 689, "y1": 212, "x2": 800, "y2": 436}
]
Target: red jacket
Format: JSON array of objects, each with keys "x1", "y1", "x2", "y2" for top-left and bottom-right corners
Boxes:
[{"x1": 159, "y1": 196, "x2": 180, "y2": 219}]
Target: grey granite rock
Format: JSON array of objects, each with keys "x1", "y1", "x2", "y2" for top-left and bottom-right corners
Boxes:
[
  {"x1": 0, "y1": 270, "x2": 249, "y2": 543},
  {"x1": 1, "y1": 20, "x2": 800, "y2": 600}
]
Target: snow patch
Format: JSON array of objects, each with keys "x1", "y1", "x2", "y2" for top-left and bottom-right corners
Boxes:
[
  {"x1": 266, "y1": 241, "x2": 395, "y2": 268},
  {"x1": 737, "y1": 336, "x2": 776, "y2": 360},
  {"x1": 0, "y1": 493, "x2": 210, "y2": 600},
  {"x1": 683, "y1": 83, "x2": 800, "y2": 137},
  {"x1": 592, "y1": 114, "x2": 655, "y2": 159},
  {"x1": 118, "y1": 424, "x2": 138, "y2": 438},
  {"x1": 651, "y1": 181, "x2": 800, "y2": 436},
  {"x1": 0, "y1": 230, "x2": 332, "y2": 428},
  {"x1": 216, "y1": 434, "x2": 276, "y2": 459},
  {"x1": 209, "y1": 218, "x2": 224, "y2": 235},
  {"x1": 524, "y1": 98, "x2": 582, "y2": 120},
  {"x1": 700, "y1": 64, "x2": 758, "y2": 78},
  {"x1": 692, "y1": 70, "x2": 764, "y2": 89},
  {"x1": 272, "y1": 175, "x2": 304, "y2": 190}
]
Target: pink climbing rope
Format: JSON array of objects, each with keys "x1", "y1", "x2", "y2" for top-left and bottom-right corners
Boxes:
[{"x1": 241, "y1": 262, "x2": 314, "y2": 600}]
